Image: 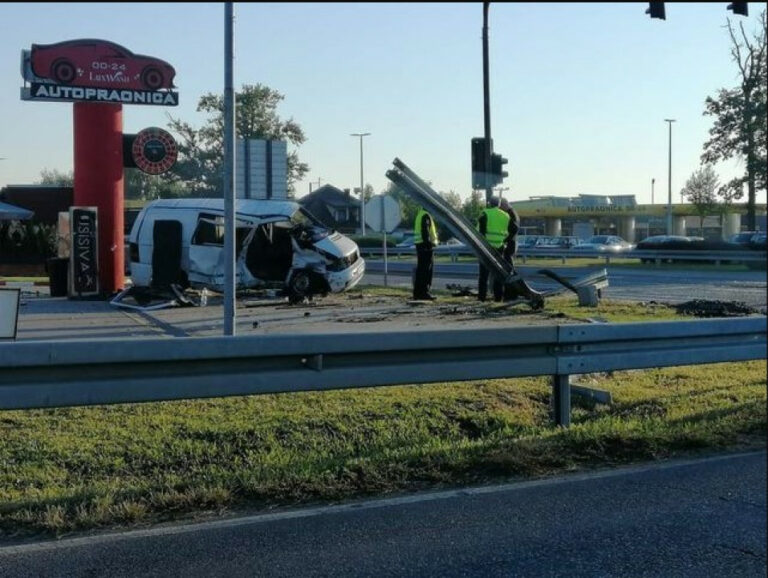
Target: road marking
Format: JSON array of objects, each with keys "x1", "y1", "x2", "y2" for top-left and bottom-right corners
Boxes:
[{"x1": 0, "y1": 449, "x2": 763, "y2": 555}]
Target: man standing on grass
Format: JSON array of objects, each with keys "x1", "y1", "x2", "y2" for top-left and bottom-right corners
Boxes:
[
  {"x1": 412, "y1": 206, "x2": 438, "y2": 300},
  {"x1": 476, "y1": 196, "x2": 510, "y2": 302}
]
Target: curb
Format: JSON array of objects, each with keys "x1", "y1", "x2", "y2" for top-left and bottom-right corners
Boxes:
[{"x1": 0, "y1": 281, "x2": 50, "y2": 287}]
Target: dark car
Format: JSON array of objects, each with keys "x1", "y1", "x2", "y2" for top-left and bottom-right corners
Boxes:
[
  {"x1": 635, "y1": 235, "x2": 693, "y2": 251},
  {"x1": 31, "y1": 39, "x2": 176, "y2": 90},
  {"x1": 728, "y1": 231, "x2": 761, "y2": 246},
  {"x1": 748, "y1": 231, "x2": 766, "y2": 250}
]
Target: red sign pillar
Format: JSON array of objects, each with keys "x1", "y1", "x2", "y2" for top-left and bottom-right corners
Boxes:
[{"x1": 73, "y1": 102, "x2": 124, "y2": 294}]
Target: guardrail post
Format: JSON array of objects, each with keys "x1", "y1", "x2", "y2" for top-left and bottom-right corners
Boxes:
[{"x1": 551, "y1": 374, "x2": 571, "y2": 427}]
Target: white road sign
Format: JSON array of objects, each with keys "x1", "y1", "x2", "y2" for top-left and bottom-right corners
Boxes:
[{"x1": 365, "y1": 194, "x2": 401, "y2": 233}]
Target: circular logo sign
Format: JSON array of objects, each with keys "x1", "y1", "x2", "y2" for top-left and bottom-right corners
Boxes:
[{"x1": 132, "y1": 127, "x2": 178, "y2": 175}]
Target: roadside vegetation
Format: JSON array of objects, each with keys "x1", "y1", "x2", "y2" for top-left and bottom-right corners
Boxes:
[{"x1": 0, "y1": 297, "x2": 764, "y2": 538}]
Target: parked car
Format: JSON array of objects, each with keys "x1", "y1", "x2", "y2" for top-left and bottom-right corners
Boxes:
[
  {"x1": 635, "y1": 235, "x2": 693, "y2": 250},
  {"x1": 748, "y1": 231, "x2": 766, "y2": 250},
  {"x1": 31, "y1": 39, "x2": 176, "y2": 90},
  {"x1": 435, "y1": 237, "x2": 467, "y2": 254},
  {"x1": 728, "y1": 231, "x2": 761, "y2": 246},
  {"x1": 535, "y1": 236, "x2": 584, "y2": 249},
  {"x1": 518, "y1": 235, "x2": 552, "y2": 249},
  {"x1": 570, "y1": 235, "x2": 634, "y2": 253},
  {"x1": 634, "y1": 235, "x2": 753, "y2": 264}
]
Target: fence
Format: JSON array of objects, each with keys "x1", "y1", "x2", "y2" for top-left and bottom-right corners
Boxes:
[{"x1": 1, "y1": 317, "x2": 764, "y2": 426}]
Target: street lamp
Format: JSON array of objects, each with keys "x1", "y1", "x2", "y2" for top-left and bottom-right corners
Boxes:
[
  {"x1": 350, "y1": 132, "x2": 371, "y2": 235},
  {"x1": 651, "y1": 177, "x2": 655, "y2": 204},
  {"x1": 664, "y1": 119, "x2": 675, "y2": 235}
]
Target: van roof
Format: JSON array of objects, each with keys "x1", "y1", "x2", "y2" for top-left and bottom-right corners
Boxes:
[{"x1": 144, "y1": 198, "x2": 299, "y2": 219}]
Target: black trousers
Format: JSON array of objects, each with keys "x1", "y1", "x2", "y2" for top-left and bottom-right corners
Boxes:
[
  {"x1": 478, "y1": 263, "x2": 503, "y2": 301},
  {"x1": 414, "y1": 243, "x2": 434, "y2": 298}
]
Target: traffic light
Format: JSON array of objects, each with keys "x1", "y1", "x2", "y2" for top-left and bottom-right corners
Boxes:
[
  {"x1": 646, "y1": 2, "x2": 665, "y2": 20},
  {"x1": 471, "y1": 137, "x2": 491, "y2": 189},
  {"x1": 489, "y1": 152, "x2": 508, "y2": 187},
  {"x1": 727, "y1": 2, "x2": 748, "y2": 16}
]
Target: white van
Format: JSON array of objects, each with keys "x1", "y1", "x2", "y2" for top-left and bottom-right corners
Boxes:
[{"x1": 127, "y1": 198, "x2": 365, "y2": 302}]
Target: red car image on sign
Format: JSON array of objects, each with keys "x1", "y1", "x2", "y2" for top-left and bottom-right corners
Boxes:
[{"x1": 31, "y1": 39, "x2": 175, "y2": 91}]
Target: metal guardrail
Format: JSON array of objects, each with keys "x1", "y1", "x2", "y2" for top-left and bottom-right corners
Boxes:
[
  {"x1": 1, "y1": 317, "x2": 765, "y2": 426},
  {"x1": 362, "y1": 246, "x2": 767, "y2": 265}
]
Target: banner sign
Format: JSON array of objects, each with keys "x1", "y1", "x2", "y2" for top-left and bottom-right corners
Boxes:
[
  {"x1": 69, "y1": 207, "x2": 99, "y2": 296},
  {"x1": 22, "y1": 83, "x2": 179, "y2": 106}
]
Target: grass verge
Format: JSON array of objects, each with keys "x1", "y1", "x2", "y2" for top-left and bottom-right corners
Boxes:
[{"x1": 0, "y1": 300, "x2": 765, "y2": 539}]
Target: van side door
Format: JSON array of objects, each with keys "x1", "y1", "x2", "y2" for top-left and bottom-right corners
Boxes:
[{"x1": 188, "y1": 213, "x2": 253, "y2": 289}]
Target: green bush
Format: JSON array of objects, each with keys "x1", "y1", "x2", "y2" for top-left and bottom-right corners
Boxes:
[{"x1": 0, "y1": 221, "x2": 57, "y2": 263}]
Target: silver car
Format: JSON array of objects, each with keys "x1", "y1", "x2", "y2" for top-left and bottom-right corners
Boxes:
[{"x1": 571, "y1": 235, "x2": 634, "y2": 253}]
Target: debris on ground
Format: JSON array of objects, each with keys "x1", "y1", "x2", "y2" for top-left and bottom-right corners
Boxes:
[
  {"x1": 446, "y1": 284, "x2": 477, "y2": 297},
  {"x1": 674, "y1": 299, "x2": 760, "y2": 318}
]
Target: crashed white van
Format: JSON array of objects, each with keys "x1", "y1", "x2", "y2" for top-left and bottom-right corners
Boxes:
[{"x1": 127, "y1": 198, "x2": 365, "y2": 302}]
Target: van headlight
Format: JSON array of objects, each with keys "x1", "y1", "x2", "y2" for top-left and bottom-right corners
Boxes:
[{"x1": 321, "y1": 249, "x2": 359, "y2": 272}]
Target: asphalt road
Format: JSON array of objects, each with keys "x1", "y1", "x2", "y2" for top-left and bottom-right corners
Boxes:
[
  {"x1": 365, "y1": 261, "x2": 768, "y2": 309},
  {"x1": 1, "y1": 451, "x2": 765, "y2": 577}
]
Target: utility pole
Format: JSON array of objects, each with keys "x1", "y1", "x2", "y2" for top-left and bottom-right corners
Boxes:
[
  {"x1": 664, "y1": 119, "x2": 675, "y2": 235},
  {"x1": 482, "y1": 1, "x2": 493, "y2": 205},
  {"x1": 223, "y1": 1, "x2": 236, "y2": 336},
  {"x1": 350, "y1": 133, "x2": 370, "y2": 235},
  {"x1": 651, "y1": 177, "x2": 655, "y2": 204}
]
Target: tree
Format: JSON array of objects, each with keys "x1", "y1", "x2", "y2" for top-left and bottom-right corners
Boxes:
[
  {"x1": 701, "y1": 10, "x2": 767, "y2": 230},
  {"x1": 124, "y1": 170, "x2": 189, "y2": 200},
  {"x1": 440, "y1": 190, "x2": 462, "y2": 213},
  {"x1": 37, "y1": 166, "x2": 189, "y2": 200},
  {"x1": 680, "y1": 165, "x2": 719, "y2": 236},
  {"x1": 165, "y1": 84, "x2": 310, "y2": 197},
  {"x1": 363, "y1": 183, "x2": 375, "y2": 203},
  {"x1": 461, "y1": 190, "x2": 486, "y2": 225},
  {"x1": 36, "y1": 168, "x2": 73, "y2": 186}
]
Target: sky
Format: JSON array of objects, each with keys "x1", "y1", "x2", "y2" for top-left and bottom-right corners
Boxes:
[{"x1": 0, "y1": 2, "x2": 765, "y2": 206}]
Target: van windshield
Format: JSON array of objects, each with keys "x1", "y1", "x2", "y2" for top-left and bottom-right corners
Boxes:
[{"x1": 291, "y1": 207, "x2": 331, "y2": 242}]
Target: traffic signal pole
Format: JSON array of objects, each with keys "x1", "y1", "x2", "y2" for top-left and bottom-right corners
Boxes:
[{"x1": 482, "y1": 1, "x2": 493, "y2": 205}]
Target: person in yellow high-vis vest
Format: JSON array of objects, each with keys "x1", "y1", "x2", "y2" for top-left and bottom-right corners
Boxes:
[
  {"x1": 476, "y1": 196, "x2": 510, "y2": 301},
  {"x1": 413, "y1": 207, "x2": 438, "y2": 300}
]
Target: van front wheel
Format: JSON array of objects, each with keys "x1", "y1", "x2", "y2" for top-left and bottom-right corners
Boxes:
[{"x1": 288, "y1": 270, "x2": 312, "y2": 303}]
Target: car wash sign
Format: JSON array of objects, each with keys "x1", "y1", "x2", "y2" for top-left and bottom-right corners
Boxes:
[
  {"x1": 20, "y1": 39, "x2": 178, "y2": 106},
  {"x1": 69, "y1": 207, "x2": 99, "y2": 296}
]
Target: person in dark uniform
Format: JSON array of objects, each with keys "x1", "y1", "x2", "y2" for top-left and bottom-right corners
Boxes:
[
  {"x1": 412, "y1": 206, "x2": 438, "y2": 300},
  {"x1": 500, "y1": 196, "x2": 520, "y2": 264},
  {"x1": 476, "y1": 196, "x2": 510, "y2": 302}
]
